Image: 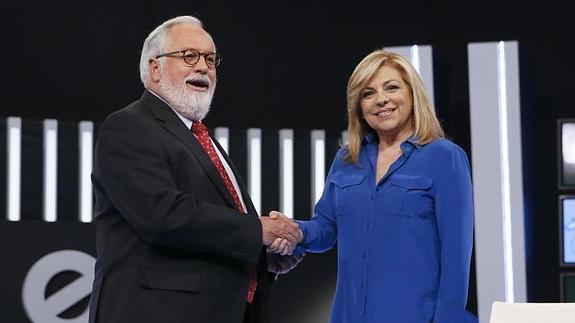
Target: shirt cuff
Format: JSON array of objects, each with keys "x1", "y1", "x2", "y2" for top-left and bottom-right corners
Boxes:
[{"x1": 293, "y1": 220, "x2": 311, "y2": 255}]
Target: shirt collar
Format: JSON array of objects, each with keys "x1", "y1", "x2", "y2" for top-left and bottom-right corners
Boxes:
[{"x1": 364, "y1": 132, "x2": 423, "y2": 150}]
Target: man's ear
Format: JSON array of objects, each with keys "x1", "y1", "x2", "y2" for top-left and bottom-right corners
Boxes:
[{"x1": 149, "y1": 59, "x2": 161, "y2": 83}]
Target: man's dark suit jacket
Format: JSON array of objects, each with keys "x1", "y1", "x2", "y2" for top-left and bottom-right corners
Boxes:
[{"x1": 88, "y1": 90, "x2": 270, "y2": 323}]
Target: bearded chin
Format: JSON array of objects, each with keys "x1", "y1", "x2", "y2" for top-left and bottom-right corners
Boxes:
[{"x1": 159, "y1": 81, "x2": 214, "y2": 121}]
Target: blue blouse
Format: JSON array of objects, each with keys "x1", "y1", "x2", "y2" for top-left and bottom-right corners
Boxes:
[{"x1": 297, "y1": 134, "x2": 477, "y2": 323}]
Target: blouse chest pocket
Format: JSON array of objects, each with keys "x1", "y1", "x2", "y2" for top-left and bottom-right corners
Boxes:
[
  {"x1": 387, "y1": 175, "x2": 434, "y2": 219},
  {"x1": 329, "y1": 171, "x2": 366, "y2": 217}
]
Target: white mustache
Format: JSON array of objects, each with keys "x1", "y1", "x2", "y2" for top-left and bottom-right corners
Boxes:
[{"x1": 185, "y1": 74, "x2": 211, "y2": 88}]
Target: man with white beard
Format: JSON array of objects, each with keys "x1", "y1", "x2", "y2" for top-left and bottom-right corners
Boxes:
[{"x1": 88, "y1": 15, "x2": 303, "y2": 323}]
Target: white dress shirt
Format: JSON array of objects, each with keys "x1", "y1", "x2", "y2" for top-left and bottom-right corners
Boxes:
[{"x1": 148, "y1": 90, "x2": 247, "y2": 212}]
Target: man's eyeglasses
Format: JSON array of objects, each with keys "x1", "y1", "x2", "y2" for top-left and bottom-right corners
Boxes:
[{"x1": 155, "y1": 48, "x2": 221, "y2": 68}]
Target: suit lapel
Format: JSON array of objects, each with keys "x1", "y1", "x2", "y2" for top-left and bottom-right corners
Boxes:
[{"x1": 139, "y1": 91, "x2": 238, "y2": 209}]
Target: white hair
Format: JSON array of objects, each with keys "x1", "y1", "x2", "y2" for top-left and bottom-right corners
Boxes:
[{"x1": 139, "y1": 15, "x2": 215, "y2": 85}]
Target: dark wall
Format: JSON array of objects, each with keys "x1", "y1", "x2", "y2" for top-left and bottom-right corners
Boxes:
[
  {"x1": 3, "y1": 1, "x2": 573, "y2": 128},
  {"x1": 2, "y1": 0, "x2": 574, "y2": 314}
]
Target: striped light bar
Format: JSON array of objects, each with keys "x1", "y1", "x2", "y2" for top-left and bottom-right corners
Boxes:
[
  {"x1": 341, "y1": 130, "x2": 349, "y2": 147},
  {"x1": 311, "y1": 130, "x2": 325, "y2": 211},
  {"x1": 384, "y1": 45, "x2": 435, "y2": 104},
  {"x1": 214, "y1": 127, "x2": 229, "y2": 154},
  {"x1": 79, "y1": 121, "x2": 93, "y2": 223},
  {"x1": 247, "y1": 128, "x2": 262, "y2": 214},
  {"x1": 279, "y1": 129, "x2": 294, "y2": 219},
  {"x1": 497, "y1": 41, "x2": 515, "y2": 303},
  {"x1": 411, "y1": 45, "x2": 421, "y2": 72},
  {"x1": 468, "y1": 40, "x2": 526, "y2": 321},
  {"x1": 43, "y1": 119, "x2": 58, "y2": 222},
  {"x1": 7, "y1": 117, "x2": 22, "y2": 221}
]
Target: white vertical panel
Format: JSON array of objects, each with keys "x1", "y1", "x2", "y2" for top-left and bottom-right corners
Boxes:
[
  {"x1": 563, "y1": 124, "x2": 575, "y2": 164},
  {"x1": 562, "y1": 123, "x2": 575, "y2": 188},
  {"x1": 417, "y1": 45, "x2": 435, "y2": 103},
  {"x1": 247, "y1": 128, "x2": 262, "y2": 215},
  {"x1": 43, "y1": 119, "x2": 58, "y2": 222},
  {"x1": 469, "y1": 43, "x2": 506, "y2": 321},
  {"x1": 385, "y1": 45, "x2": 435, "y2": 104},
  {"x1": 214, "y1": 127, "x2": 229, "y2": 154},
  {"x1": 411, "y1": 45, "x2": 421, "y2": 71},
  {"x1": 385, "y1": 46, "x2": 411, "y2": 64},
  {"x1": 279, "y1": 129, "x2": 294, "y2": 219},
  {"x1": 500, "y1": 42, "x2": 527, "y2": 307},
  {"x1": 79, "y1": 121, "x2": 93, "y2": 223},
  {"x1": 468, "y1": 41, "x2": 526, "y2": 323},
  {"x1": 7, "y1": 117, "x2": 22, "y2": 221},
  {"x1": 341, "y1": 130, "x2": 348, "y2": 147},
  {"x1": 497, "y1": 42, "x2": 515, "y2": 303},
  {"x1": 310, "y1": 130, "x2": 325, "y2": 211}
]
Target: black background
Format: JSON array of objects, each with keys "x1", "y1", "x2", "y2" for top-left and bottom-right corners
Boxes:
[{"x1": 2, "y1": 0, "x2": 575, "y2": 321}]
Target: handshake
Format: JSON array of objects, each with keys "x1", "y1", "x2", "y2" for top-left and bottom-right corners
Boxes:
[{"x1": 259, "y1": 210, "x2": 303, "y2": 256}]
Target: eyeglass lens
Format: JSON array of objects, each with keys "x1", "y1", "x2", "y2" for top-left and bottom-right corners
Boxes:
[{"x1": 183, "y1": 49, "x2": 219, "y2": 67}]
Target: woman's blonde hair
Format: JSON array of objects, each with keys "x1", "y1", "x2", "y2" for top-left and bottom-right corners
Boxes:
[{"x1": 345, "y1": 49, "x2": 444, "y2": 164}]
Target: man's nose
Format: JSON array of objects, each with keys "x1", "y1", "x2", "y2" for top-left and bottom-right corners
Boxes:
[{"x1": 193, "y1": 55, "x2": 210, "y2": 73}]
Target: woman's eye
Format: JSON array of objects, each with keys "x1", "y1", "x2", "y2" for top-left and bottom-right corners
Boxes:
[{"x1": 361, "y1": 91, "x2": 374, "y2": 98}]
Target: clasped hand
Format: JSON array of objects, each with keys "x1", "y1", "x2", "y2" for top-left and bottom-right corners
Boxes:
[{"x1": 260, "y1": 210, "x2": 303, "y2": 255}]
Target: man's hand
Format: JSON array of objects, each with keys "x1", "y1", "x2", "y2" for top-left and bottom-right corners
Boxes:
[
  {"x1": 259, "y1": 210, "x2": 301, "y2": 247},
  {"x1": 266, "y1": 211, "x2": 304, "y2": 255},
  {"x1": 267, "y1": 252, "x2": 306, "y2": 275}
]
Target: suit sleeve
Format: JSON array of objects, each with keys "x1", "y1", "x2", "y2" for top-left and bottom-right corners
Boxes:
[
  {"x1": 432, "y1": 145, "x2": 477, "y2": 323},
  {"x1": 93, "y1": 112, "x2": 263, "y2": 265}
]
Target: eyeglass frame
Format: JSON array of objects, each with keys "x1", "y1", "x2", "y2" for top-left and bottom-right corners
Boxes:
[{"x1": 155, "y1": 48, "x2": 222, "y2": 68}]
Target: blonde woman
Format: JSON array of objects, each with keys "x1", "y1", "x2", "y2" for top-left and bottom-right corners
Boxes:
[{"x1": 290, "y1": 50, "x2": 477, "y2": 323}]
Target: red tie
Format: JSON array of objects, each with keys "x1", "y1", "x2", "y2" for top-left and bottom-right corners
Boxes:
[{"x1": 191, "y1": 121, "x2": 257, "y2": 303}]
